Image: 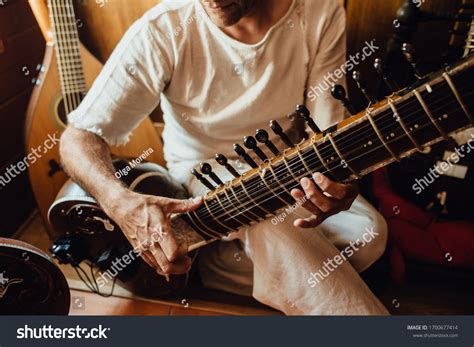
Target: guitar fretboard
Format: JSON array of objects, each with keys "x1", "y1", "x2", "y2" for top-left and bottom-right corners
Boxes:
[
  {"x1": 48, "y1": 0, "x2": 86, "y2": 114},
  {"x1": 181, "y1": 56, "x2": 474, "y2": 241}
]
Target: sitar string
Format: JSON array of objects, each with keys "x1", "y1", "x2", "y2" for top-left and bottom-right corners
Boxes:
[{"x1": 199, "y1": 87, "x2": 473, "y2": 224}]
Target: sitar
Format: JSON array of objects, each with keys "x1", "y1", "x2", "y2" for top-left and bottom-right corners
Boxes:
[
  {"x1": 49, "y1": 53, "x2": 474, "y2": 253},
  {"x1": 24, "y1": 0, "x2": 163, "y2": 239}
]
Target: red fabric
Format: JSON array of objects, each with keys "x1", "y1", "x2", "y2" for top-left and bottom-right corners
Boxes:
[{"x1": 372, "y1": 169, "x2": 474, "y2": 282}]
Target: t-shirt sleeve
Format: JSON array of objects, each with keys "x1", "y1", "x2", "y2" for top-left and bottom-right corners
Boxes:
[
  {"x1": 67, "y1": 18, "x2": 173, "y2": 146},
  {"x1": 305, "y1": 1, "x2": 348, "y2": 131}
]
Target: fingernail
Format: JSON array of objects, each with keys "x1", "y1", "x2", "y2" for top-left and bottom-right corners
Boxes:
[
  {"x1": 301, "y1": 178, "x2": 310, "y2": 188},
  {"x1": 313, "y1": 172, "x2": 324, "y2": 184}
]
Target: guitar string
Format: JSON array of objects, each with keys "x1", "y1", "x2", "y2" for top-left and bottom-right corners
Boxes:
[
  {"x1": 201, "y1": 81, "x2": 473, "y2": 219},
  {"x1": 54, "y1": 0, "x2": 81, "y2": 113},
  {"x1": 61, "y1": 0, "x2": 82, "y2": 110},
  {"x1": 65, "y1": 0, "x2": 87, "y2": 100},
  {"x1": 202, "y1": 85, "x2": 473, "y2": 223},
  {"x1": 204, "y1": 75, "x2": 471, "y2": 214},
  {"x1": 56, "y1": 0, "x2": 81, "y2": 112},
  {"x1": 50, "y1": 0, "x2": 73, "y2": 115},
  {"x1": 199, "y1": 88, "x2": 474, "y2": 224},
  {"x1": 57, "y1": 0, "x2": 76, "y2": 111},
  {"x1": 55, "y1": 0, "x2": 84, "y2": 112}
]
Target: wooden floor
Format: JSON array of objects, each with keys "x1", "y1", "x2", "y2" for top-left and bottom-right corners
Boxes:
[
  {"x1": 69, "y1": 289, "x2": 228, "y2": 316},
  {"x1": 16, "y1": 211, "x2": 474, "y2": 316}
]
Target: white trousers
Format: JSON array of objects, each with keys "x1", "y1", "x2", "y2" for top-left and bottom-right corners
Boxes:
[{"x1": 174, "y1": 161, "x2": 390, "y2": 315}]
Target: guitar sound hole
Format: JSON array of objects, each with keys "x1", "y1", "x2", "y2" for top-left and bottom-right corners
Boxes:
[{"x1": 55, "y1": 93, "x2": 83, "y2": 128}]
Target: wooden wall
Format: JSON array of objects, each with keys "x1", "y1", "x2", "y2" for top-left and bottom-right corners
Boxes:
[
  {"x1": 0, "y1": 0, "x2": 45, "y2": 236},
  {"x1": 74, "y1": 0, "x2": 462, "y2": 114}
]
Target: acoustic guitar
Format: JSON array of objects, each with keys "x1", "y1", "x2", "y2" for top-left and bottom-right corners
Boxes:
[
  {"x1": 24, "y1": 0, "x2": 164, "y2": 239},
  {"x1": 49, "y1": 53, "x2": 474, "y2": 257}
]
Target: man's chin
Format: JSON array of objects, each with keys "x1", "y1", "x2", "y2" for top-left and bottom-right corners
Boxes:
[{"x1": 212, "y1": 16, "x2": 242, "y2": 27}]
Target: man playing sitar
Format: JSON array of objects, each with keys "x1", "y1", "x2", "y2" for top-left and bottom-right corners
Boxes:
[{"x1": 60, "y1": 0, "x2": 389, "y2": 315}]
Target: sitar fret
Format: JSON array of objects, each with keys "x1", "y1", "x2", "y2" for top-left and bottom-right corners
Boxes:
[{"x1": 180, "y1": 56, "x2": 474, "y2": 243}]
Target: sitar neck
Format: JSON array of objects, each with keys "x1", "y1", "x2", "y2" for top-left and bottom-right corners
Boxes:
[
  {"x1": 180, "y1": 56, "x2": 474, "y2": 243},
  {"x1": 48, "y1": 0, "x2": 86, "y2": 111}
]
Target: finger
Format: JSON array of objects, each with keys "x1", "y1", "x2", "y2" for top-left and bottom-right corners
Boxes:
[
  {"x1": 291, "y1": 188, "x2": 323, "y2": 216},
  {"x1": 149, "y1": 245, "x2": 192, "y2": 275},
  {"x1": 313, "y1": 172, "x2": 356, "y2": 200},
  {"x1": 299, "y1": 177, "x2": 336, "y2": 214},
  {"x1": 293, "y1": 215, "x2": 322, "y2": 228},
  {"x1": 162, "y1": 197, "x2": 203, "y2": 214},
  {"x1": 140, "y1": 250, "x2": 160, "y2": 269},
  {"x1": 149, "y1": 206, "x2": 187, "y2": 262}
]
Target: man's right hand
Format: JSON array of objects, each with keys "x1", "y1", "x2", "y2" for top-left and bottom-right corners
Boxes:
[{"x1": 103, "y1": 189, "x2": 202, "y2": 275}]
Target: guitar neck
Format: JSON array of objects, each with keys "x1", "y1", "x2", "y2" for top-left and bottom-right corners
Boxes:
[
  {"x1": 48, "y1": 0, "x2": 86, "y2": 111},
  {"x1": 180, "y1": 56, "x2": 474, "y2": 243}
]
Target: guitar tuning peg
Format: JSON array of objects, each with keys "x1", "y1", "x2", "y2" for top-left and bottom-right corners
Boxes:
[
  {"x1": 215, "y1": 154, "x2": 240, "y2": 178},
  {"x1": 374, "y1": 58, "x2": 399, "y2": 92},
  {"x1": 244, "y1": 136, "x2": 268, "y2": 161},
  {"x1": 200, "y1": 162, "x2": 224, "y2": 186},
  {"x1": 270, "y1": 120, "x2": 294, "y2": 148},
  {"x1": 352, "y1": 71, "x2": 377, "y2": 104},
  {"x1": 295, "y1": 105, "x2": 321, "y2": 134},
  {"x1": 330, "y1": 84, "x2": 356, "y2": 115},
  {"x1": 402, "y1": 42, "x2": 423, "y2": 78},
  {"x1": 191, "y1": 168, "x2": 215, "y2": 190},
  {"x1": 233, "y1": 143, "x2": 258, "y2": 168},
  {"x1": 255, "y1": 129, "x2": 280, "y2": 156}
]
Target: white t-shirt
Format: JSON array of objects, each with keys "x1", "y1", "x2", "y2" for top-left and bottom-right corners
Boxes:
[{"x1": 68, "y1": 0, "x2": 347, "y2": 184}]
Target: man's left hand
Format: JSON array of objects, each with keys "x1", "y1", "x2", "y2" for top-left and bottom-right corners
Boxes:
[{"x1": 290, "y1": 172, "x2": 358, "y2": 228}]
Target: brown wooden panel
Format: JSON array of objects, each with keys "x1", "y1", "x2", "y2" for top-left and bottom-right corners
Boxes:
[
  {"x1": 74, "y1": 0, "x2": 161, "y2": 63},
  {"x1": 0, "y1": 67, "x2": 35, "y2": 105},
  {"x1": 0, "y1": 89, "x2": 35, "y2": 163},
  {"x1": 0, "y1": 25, "x2": 45, "y2": 73},
  {"x1": 345, "y1": 0, "x2": 461, "y2": 110},
  {"x1": 0, "y1": 0, "x2": 39, "y2": 37},
  {"x1": 0, "y1": 155, "x2": 36, "y2": 237}
]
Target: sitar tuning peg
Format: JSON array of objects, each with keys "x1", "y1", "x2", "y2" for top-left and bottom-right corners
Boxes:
[
  {"x1": 352, "y1": 71, "x2": 377, "y2": 104},
  {"x1": 295, "y1": 105, "x2": 321, "y2": 134},
  {"x1": 374, "y1": 58, "x2": 399, "y2": 92},
  {"x1": 269, "y1": 120, "x2": 294, "y2": 148},
  {"x1": 191, "y1": 168, "x2": 215, "y2": 190},
  {"x1": 255, "y1": 129, "x2": 279, "y2": 156},
  {"x1": 243, "y1": 136, "x2": 268, "y2": 161},
  {"x1": 215, "y1": 154, "x2": 240, "y2": 178},
  {"x1": 402, "y1": 43, "x2": 423, "y2": 78},
  {"x1": 233, "y1": 143, "x2": 258, "y2": 168},
  {"x1": 331, "y1": 84, "x2": 356, "y2": 115},
  {"x1": 200, "y1": 162, "x2": 224, "y2": 186}
]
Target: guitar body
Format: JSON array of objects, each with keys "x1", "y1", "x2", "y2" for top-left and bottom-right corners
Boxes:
[{"x1": 25, "y1": 0, "x2": 164, "y2": 237}]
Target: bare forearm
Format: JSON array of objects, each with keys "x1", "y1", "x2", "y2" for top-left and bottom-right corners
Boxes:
[{"x1": 60, "y1": 126, "x2": 127, "y2": 209}]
